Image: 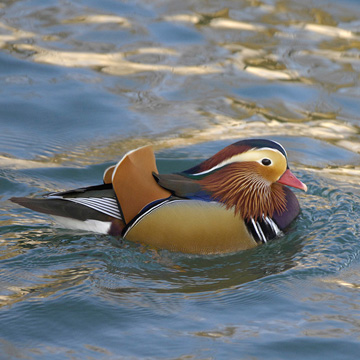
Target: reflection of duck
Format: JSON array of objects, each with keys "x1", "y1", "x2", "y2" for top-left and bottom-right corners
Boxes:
[{"x1": 11, "y1": 139, "x2": 307, "y2": 254}]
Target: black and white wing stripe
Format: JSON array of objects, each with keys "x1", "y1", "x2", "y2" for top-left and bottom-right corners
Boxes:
[{"x1": 47, "y1": 195, "x2": 122, "y2": 220}]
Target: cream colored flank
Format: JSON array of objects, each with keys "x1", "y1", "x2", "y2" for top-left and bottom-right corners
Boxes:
[{"x1": 125, "y1": 200, "x2": 257, "y2": 255}]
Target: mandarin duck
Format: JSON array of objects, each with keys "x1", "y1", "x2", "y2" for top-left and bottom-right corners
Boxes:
[{"x1": 11, "y1": 139, "x2": 307, "y2": 254}]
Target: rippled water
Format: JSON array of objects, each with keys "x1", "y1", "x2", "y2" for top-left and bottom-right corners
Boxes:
[{"x1": 1, "y1": 0, "x2": 360, "y2": 359}]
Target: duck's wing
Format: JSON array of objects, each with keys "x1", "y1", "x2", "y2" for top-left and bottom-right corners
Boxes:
[
  {"x1": 103, "y1": 165, "x2": 115, "y2": 184},
  {"x1": 11, "y1": 146, "x2": 172, "y2": 229},
  {"x1": 152, "y1": 173, "x2": 212, "y2": 201},
  {"x1": 111, "y1": 145, "x2": 171, "y2": 224},
  {"x1": 11, "y1": 183, "x2": 122, "y2": 222}
]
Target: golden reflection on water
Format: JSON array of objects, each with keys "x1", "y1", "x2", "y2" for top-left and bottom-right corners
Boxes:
[
  {"x1": 0, "y1": 2, "x2": 359, "y2": 170},
  {"x1": 15, "y1": 43, "x2": 222, "y2": 76},
  {"x1": 1, "y1": 4, "x2": 360, "y2": 82},
  {"x1": 63, "y1": 14, "x2": 132, "y2": 28},
  {"x1": 0, "y1": 21, "x2": 35, "y2": 46},
  {"x1": 0, "y1": 211, "x2": 95, "y2": 308},
  {"x1": 0, "y1": 114, "x2": 358, "y2": 170},
  {"x1": 3, "y1": 113, "x2": 356, "y2": 170},
  {"x1": 0, "y1": 262, "x2": 93, "y2": 308},
  {"x1": 303, "y1": 24, "x2": 356, "y2": 40},
  {"x1": 0, "y1": 155, "x2": 58, "y2": 169}
]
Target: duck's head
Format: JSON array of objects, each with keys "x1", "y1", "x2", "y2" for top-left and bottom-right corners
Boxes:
[{"x1": 184, "y1": 139, "x2": 307, "y2": 221}]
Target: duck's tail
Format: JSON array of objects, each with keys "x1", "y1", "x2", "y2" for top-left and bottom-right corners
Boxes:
[{"x1": 10, "y1": 184, "x2": 125, "y2": 235}]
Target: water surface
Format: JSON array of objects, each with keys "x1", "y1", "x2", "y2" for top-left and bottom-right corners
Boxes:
[{"x1": 1, "y1": 0, "x2": 360, "y2": 359}]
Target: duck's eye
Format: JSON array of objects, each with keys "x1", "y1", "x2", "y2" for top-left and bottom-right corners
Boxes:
[{"x1": 261, "y1": 158, "x2": 272, "y2": 166}]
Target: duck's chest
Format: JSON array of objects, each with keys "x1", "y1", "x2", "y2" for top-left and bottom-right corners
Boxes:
[{"x1": 123, "y1": 199, "x2": 258, "y2": 254}]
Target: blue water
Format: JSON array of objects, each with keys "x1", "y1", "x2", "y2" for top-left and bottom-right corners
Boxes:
[{"x1": 1, "y1": 0, "x2": 360, "y2": 359}]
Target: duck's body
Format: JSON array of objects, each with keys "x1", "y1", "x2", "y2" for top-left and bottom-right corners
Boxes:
[{"x1": 11, "y1": 139, "x2": 307, "y2": 254}]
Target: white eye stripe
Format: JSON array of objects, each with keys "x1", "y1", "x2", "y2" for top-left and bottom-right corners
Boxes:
[
  {"x1": 192, "y1": 148, "x2": 284, "y2": 176},
  {"x1": 257, "y1": 148, "x2": 286, "y2": 157}
]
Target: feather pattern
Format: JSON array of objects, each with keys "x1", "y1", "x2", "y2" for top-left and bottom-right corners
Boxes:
[
  {"x1": 10, "y1": 139, "x2": 305, "y2": 253},
  {"x1": 152, "y1": 172, "x2": 206, "y2": 198},
  {"x1": 184, "y1": 143, "x2": 252, "y2": 175},
  {"x1": 198, "y1": 162, "x2": 287, "y2": 221},
  {"x1": 11, "y1": 183, "x2": 123, "y2": 223},
  {"x1": 53, "y1": 196, "x2": 122, "y2": 220},
  {"x1": 246, "y1": 216, "x2": 282, "y2": 244},
  {"x1": 184, "y1": 139, "x2": 287, "y2": 175},
  {"x1": 44, "y1": 183, "x2": 123, "y2": 220}
]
